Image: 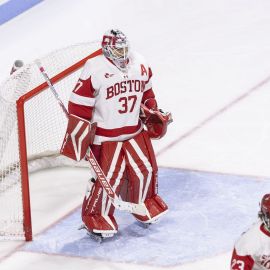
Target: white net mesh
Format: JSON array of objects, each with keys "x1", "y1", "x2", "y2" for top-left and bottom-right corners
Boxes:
[{"x1": 0, "y1": 42, "x2": 100, "y2": 240}]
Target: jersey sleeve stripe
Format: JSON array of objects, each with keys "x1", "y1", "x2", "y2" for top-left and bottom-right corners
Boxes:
[
  {"x1": 68, "y1": 102, "x2": 93, "y2": 120},
  {"x1": 144, "y1": 67, "x2": 153, "y2": 84},
  {"x1": 142, "y1": 88, "x2": 155, "y2": 99},
  {"x1": 69, "y1": 92, "x2": 95, "y2": 106},
  {"x1": 144, "y1": 81, "x2": 152, "y2": 92},
  {"x1": 142, "y1": 88, "x2": 157, "y2": 109}
]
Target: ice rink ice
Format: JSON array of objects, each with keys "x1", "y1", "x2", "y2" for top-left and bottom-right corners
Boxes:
[
  {"x1": 23, "y1": 168, "x2": 270, "y2": 266},
  {"x1": 1, "y1": 0, "x2": 270, "y2": 269}
]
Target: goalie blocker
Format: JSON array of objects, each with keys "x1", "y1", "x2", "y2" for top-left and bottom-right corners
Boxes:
[{"x1": 60, "y1": 114, "x2": 96, "y2": 161}]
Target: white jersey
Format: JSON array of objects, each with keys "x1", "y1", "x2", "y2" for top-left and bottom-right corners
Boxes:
[
  {"x1": 69, "y1": 50, "x2": 153, "y2": 145},
  {"x1": 231, "y1": 221, "x2": 270, "y2": 270}
]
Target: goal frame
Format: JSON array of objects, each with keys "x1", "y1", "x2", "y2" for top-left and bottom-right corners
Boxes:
[{"x1": 16, "y1": 48, "x2": 102, "y2": 241}]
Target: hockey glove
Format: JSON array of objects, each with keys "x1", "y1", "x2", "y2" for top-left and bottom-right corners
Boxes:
[{"x1": 140, "y1": 103, "x2": 173, "y2": 139}]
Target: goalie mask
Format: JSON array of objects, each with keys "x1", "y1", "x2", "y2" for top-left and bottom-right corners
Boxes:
[
  {"x1": 259, "y1": 194, "x2": 270, "y2": 231},
  {"x1": 101, "y1": 29, "x2": 129, "y2": 71}
]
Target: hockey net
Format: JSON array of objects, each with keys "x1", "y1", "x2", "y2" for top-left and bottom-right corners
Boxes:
[{"x1": 0, "y1": 42, "x2": 102, "y2": 241}]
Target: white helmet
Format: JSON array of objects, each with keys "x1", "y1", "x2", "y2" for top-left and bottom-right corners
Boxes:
[{"x1": 101, "y1": 29, "x2": 129, "y2": 71}]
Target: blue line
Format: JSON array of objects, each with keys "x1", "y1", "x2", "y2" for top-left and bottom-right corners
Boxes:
[{"x1": 0, "y1": 0, "x2": 44, "y2": 25}]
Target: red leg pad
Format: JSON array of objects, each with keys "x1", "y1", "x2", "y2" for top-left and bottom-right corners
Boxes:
[
  {"x1": 82, "y1": 214, "x2": 118, "y2": 233},
  {"x1": 133, "y1": 194, "x2": 168, "y2": 223}
]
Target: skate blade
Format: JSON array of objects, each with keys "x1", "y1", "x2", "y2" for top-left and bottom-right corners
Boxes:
[
  {"x1": 79, "y1": 224, "x2": 116, "y2": 242},
  {"x1": 136, "y1": 221, "x2": 152, "y2": 229},
  {"x1": 87, "y1": 231, "x2": 115, "y2": 243},
  {"x1": 87, "y1": 231, "x2": 104, "y2": 243},
  {"x1": 78, "y1": 224, "x2": 86, "y2": 230}
]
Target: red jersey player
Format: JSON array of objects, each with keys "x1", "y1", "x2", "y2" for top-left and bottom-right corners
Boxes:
[
  {"x1": 62, "y1": 29, "x2": 172, "y2": 240},
  {"x1": 231, "y1": 194, "x2": 270, "y2": 269}
]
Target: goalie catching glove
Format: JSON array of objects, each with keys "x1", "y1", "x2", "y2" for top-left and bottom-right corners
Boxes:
[
  {"x1": 140, "y1": 103, "x2": 173, "y2": 139},
  {"x1": 60, "y1": 114, "x2": 96, "y2": 161}
]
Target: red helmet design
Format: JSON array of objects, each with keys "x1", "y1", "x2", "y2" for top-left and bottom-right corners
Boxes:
[{"x1": 101, "y1": 29, "x2": 129, "y2": 71}]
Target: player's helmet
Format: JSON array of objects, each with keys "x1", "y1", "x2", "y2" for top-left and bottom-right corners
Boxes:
[
  {"x1": 101, "y1": 29, "x2": 129, "y2": 71},
  {"x1": 259, "y1": 194, "x2": 270, "y2": 230}
]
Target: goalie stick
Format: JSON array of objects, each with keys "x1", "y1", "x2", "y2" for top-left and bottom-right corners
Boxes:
[{"x1": 35, "y1": 59, "x2": 149, "y2": 217}]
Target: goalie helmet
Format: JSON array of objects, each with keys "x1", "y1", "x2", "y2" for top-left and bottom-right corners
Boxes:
[
  {"x1": 259, "y1": 194, "x2": 270, "y2": 231},
  {"x1": 101, "y1": 29, "x2": 129, "y2": 71}
]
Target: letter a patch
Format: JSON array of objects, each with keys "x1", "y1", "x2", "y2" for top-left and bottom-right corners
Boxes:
[{"x1": 141, "y1": 64, "x2": 148, "y2": 76}]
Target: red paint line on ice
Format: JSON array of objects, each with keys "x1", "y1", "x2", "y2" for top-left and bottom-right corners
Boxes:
[
  {"x1": 159, "y1": 165, "x2": 270, "y2": 181},
  {"x1": 0, "y1": 205, "x2": 81, "y2": 264},
  {"x1": 34, "y1": 205, "x2": 81, "y2": 238},
  {"x1": 156, "y1": 74, "x2": 270, "y2": 157},
  {"x1": 0, "y1": 242, "x2": 25, "y2": 263}
]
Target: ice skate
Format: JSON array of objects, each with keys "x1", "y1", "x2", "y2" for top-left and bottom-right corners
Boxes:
[{"x1": 79, "y1": 223, "x2": 115, "y2": 243}]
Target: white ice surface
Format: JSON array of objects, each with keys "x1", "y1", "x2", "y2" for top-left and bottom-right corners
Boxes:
[{"x1": 1, "y1": 0, "x2": 270, "y2": 269}]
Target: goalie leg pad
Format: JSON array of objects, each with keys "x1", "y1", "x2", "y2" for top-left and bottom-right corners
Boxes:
[
  {"x1": 82, "y1": 214, "x2": 118, "y2": 235},
  {"x1": 133, "y1": 194, "x2": 168, "y2": 223},
  {"x1": 81, "y1": 141, "x2": 126, "y2": 234},
  {"x1": 122, "y1": 131, "x2": 158, "y2": 202},
  {"x1": 122, "y1": 131, "x2": 168, "y2": 222}
]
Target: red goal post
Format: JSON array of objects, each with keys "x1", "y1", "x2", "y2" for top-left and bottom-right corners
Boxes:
[{"x1": 0, "y1": 42, "x2": 102, "y2": 241}]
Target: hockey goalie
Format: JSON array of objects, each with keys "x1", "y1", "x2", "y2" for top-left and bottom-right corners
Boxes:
[{"x1": 61, "y1": 29, "x2": 172, "y2": 240}]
